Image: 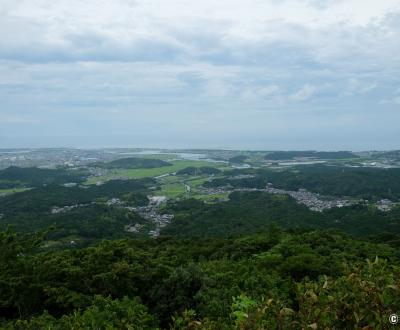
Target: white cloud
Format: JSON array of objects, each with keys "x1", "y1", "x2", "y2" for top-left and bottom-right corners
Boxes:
[
  {"x1": 0, "y1": 1, "x2": 400, "y2": 148},
  {"x1": 1, "y1": 0, "x2": 400, "y2": 64},
  {"x1": 290, "y1": 84, "x2": 316, "y2": 101},
  {"x1": 342, "y1": 78, "x2": 378, "y2": 96},
  {"x1": 241, "y1": 85, "x2": 281, "y2": 101}
]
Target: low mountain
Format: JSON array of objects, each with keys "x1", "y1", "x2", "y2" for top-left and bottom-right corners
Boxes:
[
  {"x1": 265, "y1": 151, "x2": 359, "y2": 160},
  {"x1": 92, "y1": 157, "x2": 172, "y2": 169},
  {"x1": 0, "y1": 166, "x2": 86, "y2": 188},
  {"x1": 176, "y1": 166, "x2": 221, "y2": 175}
]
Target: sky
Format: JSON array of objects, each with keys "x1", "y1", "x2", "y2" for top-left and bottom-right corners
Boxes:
[{"x1": 0, "y1": 0, "x2": 400, "y2": 150}]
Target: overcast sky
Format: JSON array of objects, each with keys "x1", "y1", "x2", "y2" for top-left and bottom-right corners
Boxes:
[{"x1": 1, "y1": 0, "x2": 399, "y2": 150}]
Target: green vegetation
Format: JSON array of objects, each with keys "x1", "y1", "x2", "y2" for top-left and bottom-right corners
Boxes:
[
  {"x1": 3, "y1": 205, "x2": 149, "y2": 246},
  {"x1": 2, "y1": 160, "x2": 400, "y2": 329},
  {"x1": 264, "y1": 151, "x2": 359, "y2": 160},
  {"x1": 264, "y1": 165, "x2": 400, "y2": 200},
  {"x1": 204, "y1": 175, "x2": 267, "y2": 189},
  {"x1": 154, "y1": 183, "x2": 187, "y2": 199},
  {"x1": 8, "y1": 296, "x2": 158, "y2": 330},
  {"x1": 4, "y1": 164, "x2": 400, "y2": 242},
  {"x1": 1, "y1": 228, "x2": 399, "y2": 329},
  {"x1": 0, "y1": 188, "x2": 30, "y2": 196},
  {"x1": 155, "y1": 178, "x2": 228, "y2": 202},
  {"x1": 162, "y1": 191, "x2": 400, "y2": 238},
  {"x1": 0, "y1": 166, "x2": 87, "y2": 188},
  {"x1": 184, "y1": 177, "x2": 210, "y2": 189},
  {"x1": 154, "y1": 172, "x2": 218, "y2": 200},
  {"x1": 0, "y1": 178, "x2": 153, "y2": 216},
  {"x1": 228, "y1": 155, "x2": 248, "y2": 163},
  {"x1": 0, "y1": 178, "x2": 155, "y2": 243},
  {"x1": 193, "y1": 191, "x2": 230, "y2": 202},
  {"x1": 206, "y1": 165, "x2": 400, "y2": 201},
  {"x1": 86, "y1": 160, "x2": 222, "y2": 184},
  {"x1": 93, "y1": 157, "x2": 172, "y2": 169},
  {"x1": 176, "y1": 166, "x2": 221, "y2": 176}
]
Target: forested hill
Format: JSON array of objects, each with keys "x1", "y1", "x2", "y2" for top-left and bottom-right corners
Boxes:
[
  {"x1": 0, "y1": 166, "x2": 86, "y2": 188},
  {"x1": 176, "y1": 166, "x2": 221, "y2": 175},
  {"x1": 206, "y1": 165, "x2": 400, "y2": 201},
  {"x1": 1, "y1": 228, "x2": 399, "y2": 329},
  {"x1": 264, "y1": 151, "x2": 359, "y2": 160},
  {"x1": 92, "y1": 157, "x2": 172, "y2": 169},
  {"x1": 162, "y1": 191, "x2": 400, "y2": 238},
  {"x1": 376, "y1": 150, "x2": 400, "y2": 160},
  {"x1": 3, "y1": 188, "x2": 400, "y2": 246},
  {"x1": 0, "y1": 178, "x2": 155, "y2": 245},
  {"x1": 0, "y1": 178, "x2": 154, "y2": 215}
]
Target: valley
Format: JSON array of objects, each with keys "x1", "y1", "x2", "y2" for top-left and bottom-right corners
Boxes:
[{"x1": 1, "y1": 148, "x2": 400, "y2": 329}]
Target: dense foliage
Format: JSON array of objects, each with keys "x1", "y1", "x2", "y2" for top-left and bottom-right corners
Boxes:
[
  {"x1": 0, "y1": 228, "x2": 398, "y2": 329},
  {"x1": 92, "y1": 157, "x2": 172, "y2": 169},
  {"x1": 0, "y1": 178, "x2": 155, "y2": 244},
  {"x1": 261, "y1": 165, "x2": 400, "y2": 200},
  {"x1": 205, "y1": 165, "x2": 400, "y2": 201},
  {"x1": 5, "y1": 205, "x2": 149, "y2": 246},
  {"x1": 0, "y1": 166, "x2": 87, "y2": 188},
  {"x1": 0, "y1": 178, "x2": 154, "y2": 216},
  {"x1": 162, "y1": 191, "x2": 400, "y2": 238},
  {"x1": 3, "y1": 181, "x2": 400, "y2": 245},
  {"x1": 176, "y1": 167, "x2": 221, "y2": 176},
  {"x1": 2, "y1": 162, "x2": 400, "y2": 329}
]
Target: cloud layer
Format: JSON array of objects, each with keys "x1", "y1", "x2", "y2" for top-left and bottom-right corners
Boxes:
[{"x1": 0, "y1": 0, "x2": 400, "y2": 149}]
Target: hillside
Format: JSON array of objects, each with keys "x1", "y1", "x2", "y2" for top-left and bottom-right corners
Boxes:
[
  {"x1": 93, "y1": 157, "x2": 172, "y2": 169},
  {"x1": 1, "y1": 158, "x2": 400, "y2": 329},
  {"x1": 162, "y1": 191, "x2": 400, "y2": 238},
  {"x1": 0, "y1": 166, "x2": 86, "y2": 188},
  {"x1": 1, "y1": 229, "x2": 399, "y2": 329}
]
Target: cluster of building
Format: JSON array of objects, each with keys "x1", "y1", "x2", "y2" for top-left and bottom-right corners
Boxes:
[
  {"x1": 264, "y1": 186, "x2": 354, "y2": 212},
  {"x1": 0, "y1": 149, "x2": 114, "y2": 169},
  {"x1": 125, "y1": 196, "x2": 174, "y2": 237},
  {"x1": 50, "y1": 198, "x2": 124, "y2": 215},
  {"x1": 51, "y1": 203, "x2": 93, "y2": 214},
  {"x1": 48, "y1": 192, "x2": 174, "y2": 237},
  {"x1": 200, "y1": 183, "x2": 356, "y2": 212},
  {"x1": 200, "y1": 187, "x2": 228, "y2": 195},
  {"x1": 376, "y1": 199, "x2": 394, "y2": 212}
]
